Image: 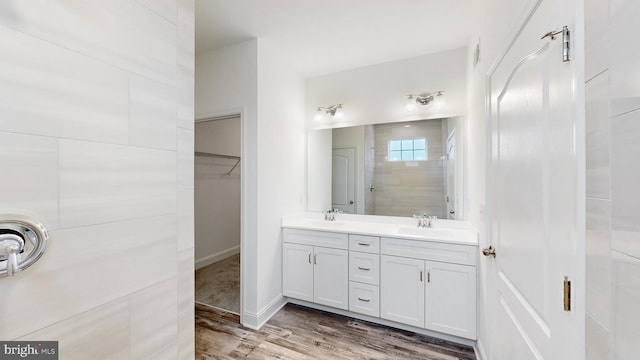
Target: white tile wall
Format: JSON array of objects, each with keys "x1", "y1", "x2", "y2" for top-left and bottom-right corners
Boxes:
[
  {"x1": 130, "y1": 75, "x2": 178, "y2": 150},
  {"x1": 0, "y1": 216, "x2": 176, "y2": 340},
  {"x1": 136, "y1": 0, "x2": 178, "y2": 24},
  {"x1": 586, "y1": 314, "x2": 610, "y2": 360},
  {"x1": 611, "y1": 109, "x2": 640, "y2": 259},
  {"x1": 59, "y1": 140, "x2": 177, "y2": 228},
  {"x1": 585, "y1": 0, "x2": 608, "y2": 81},
  {"x1": 0, "y1": 0, "x2": 194, "y2": 356},
  {"x1": 0, "y1": 26, "x2": 129, "y2": 143},
  {"x1": 586, "y1": 0, "x2": 640, "y2": 357},
  {"x1": 0, "y1": 132, "x2": 59, "y2": 230},
  {"x1": 586, "y1": 73, "x2": 611, "y2": 199},
  {"x1": 178, "y1": 187, "x2": 195, "y2": 251},
  {"x1": 131, "y1": 278, "x2": 178, "y2": 359},
  {"x1": 18, "y1": 299, "x2": 131, "y2": 360},
  {"x1": 609, "y1": 0, "x2": 640, "y2": 117},
  {"x1": 177, "y1": 128, "x2": 195, "y2": 187},
  {"x1": 586, "y1": 198, "x2": 611, "y2": 327},
  {"x1": 0, "y1": 1, "x2": 178, "y2": 85},
  {"x1": 611, "y1": 250, "x2": 640, "y2": 360}
]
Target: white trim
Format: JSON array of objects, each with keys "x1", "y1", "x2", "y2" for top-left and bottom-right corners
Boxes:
[
  {"x1": 194, "y1": 245, "x2": 240, "y2": 270},
  {"x1": 242, "y1": 295, "x2": 288, "y2": 330}
]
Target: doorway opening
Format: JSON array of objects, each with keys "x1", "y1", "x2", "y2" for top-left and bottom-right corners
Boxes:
[{"x1": 194, "y1": 114, "x2": 241, "y2": 316}]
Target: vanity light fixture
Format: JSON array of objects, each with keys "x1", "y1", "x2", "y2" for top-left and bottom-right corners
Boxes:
[
  {"x1": 314, "y1": 104, "x2": 345, "y2": 121},
  {"x1": 405, "y1": 91, "x2": 444, "y2": 112}
]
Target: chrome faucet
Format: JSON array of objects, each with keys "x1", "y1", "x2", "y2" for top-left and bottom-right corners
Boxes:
[
  {"x1": 414, "y1": 213, "x2": 437, "y2": 228},
  {"x1": 325, "y1": 209, "x2": 337, "y2": 221}
]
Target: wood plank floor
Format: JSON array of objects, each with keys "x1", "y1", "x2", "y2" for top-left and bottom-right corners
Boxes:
[{"x1": 195, "y1": 303, "x2": 476, "y2": 360}]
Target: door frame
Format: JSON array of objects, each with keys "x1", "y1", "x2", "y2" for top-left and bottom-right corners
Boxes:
[
  {"x1": 195, "y1": 108, "x2": 245, "y2": 325},
  {"x1": 483, "y1": 0, "x2": 586, "y2": 358}
]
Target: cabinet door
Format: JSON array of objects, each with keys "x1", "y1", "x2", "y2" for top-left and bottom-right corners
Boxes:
[
  {"x1": 314, "y1": 247, "x2": 349, "y2": 310},
  {"x1": 425, "y1": 261, "x2": 477, "y2": 339},
  {"x1": 380, "y1": 255, "x2": 425, "y2": 328},
  {"x1": 283, "y1": 243, "x2": 314, "y2": 302}
]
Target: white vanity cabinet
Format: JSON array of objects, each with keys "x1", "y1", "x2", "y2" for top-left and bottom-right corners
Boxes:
[
  {"x1": 282, "y1": 223, "x2": 478, "y2": 342},
  {"x1": 283, "y1": 229, "x2": 349, "y2": 310},
  {"x1": 380, "y1": 237, "x2": 477, "y2": 340}
]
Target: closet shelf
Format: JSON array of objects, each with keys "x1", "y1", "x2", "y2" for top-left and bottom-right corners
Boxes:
[{"x1": 195, "y1": 151, "x2": 241, "y2": 175}]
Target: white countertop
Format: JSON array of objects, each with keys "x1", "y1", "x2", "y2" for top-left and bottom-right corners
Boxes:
[{"x1": 282, "y1": 213, "x2": 478, "y2": 246}]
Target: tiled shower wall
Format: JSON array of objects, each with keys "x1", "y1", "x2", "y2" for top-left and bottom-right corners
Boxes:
[
  {"x1": 373, "y1": 119, "x2": 446, "y2": 218},
  {"x1": 585, "y1": 0, "x2": 640, "y2": 358},
  {"x1": 0, "y1": 1, "x2": 195, "y2": 358}
]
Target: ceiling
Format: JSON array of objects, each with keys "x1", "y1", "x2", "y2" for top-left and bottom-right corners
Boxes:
[{"x1": 195, "y1": 0, "x2": 478, "y2": 77}]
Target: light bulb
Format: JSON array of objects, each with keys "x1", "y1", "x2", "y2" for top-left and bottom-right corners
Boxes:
[
  {"x1": 405, "y1": 95, "x2": 417, "y2": 112},
  {"x1": 334, "y1": 106, "x2": 345, "y2": 119},
  {"x1": 314, "y1": 108, "x2": 325, "y2": 122}
]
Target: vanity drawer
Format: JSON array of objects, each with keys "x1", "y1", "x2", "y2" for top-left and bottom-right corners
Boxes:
[
  {"x1": 283, "y1": 228, "x2": 348, "y2": 249},
  {"x1": 381, "y1": 237, "x2": 477, "y2": 266},
  {"x1": 349, "y1": 252, "x2": 380, "y2": 285},
  {"x1": 349, "y1": 282, "x2": 380, "y2": 317},
  {"x1": 349, "y1": 235, "x2": 380, "y2": 253}
]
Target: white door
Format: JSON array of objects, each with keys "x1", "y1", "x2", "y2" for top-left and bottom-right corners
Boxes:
[
  {"x1": 313, "y1": 247, "x2": 348, "y2": 310},
  {"x1": 487, "y1": 0, "x2": 580, "y2": 358},
  {"x1": 380, "y1": 255, "x2": 425, "y2": 328},
  {"x1": 282, "y1": 243, "x2": 314, "y2": 302},
  {"x1": 425, "y1": 261, "x2": 476, "y2": 339},
  {"x1": 332, "y1": 148, "x2": 356, "y2": 213},
  {"x1": 445, "y1": 131, "x2": 456, "y2": 220}
]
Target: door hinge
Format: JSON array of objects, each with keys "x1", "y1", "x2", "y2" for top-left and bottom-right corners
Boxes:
[
  {"x1": 541, "y1": 25, "x2": 570, "y2": 62},
  {"x1": 563, "y1": 276, "x2": 571, "y2": 311}
]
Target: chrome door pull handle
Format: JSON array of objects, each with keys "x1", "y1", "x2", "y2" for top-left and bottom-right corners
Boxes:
[
  {"x1": 357, "y1": 266, "x2": 370, "y2": 271},
  {"x1": 357, "y1": 242, "x2": 370, "y2": 246},
  {"x1": 357, "y1": 297, "x2": 370, "y2": 302}
]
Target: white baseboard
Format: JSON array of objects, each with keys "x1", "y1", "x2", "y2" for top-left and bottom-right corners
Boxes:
[
  {"x1": 195, "y1": 245, "x2": 240, "y2": 270},
  {"x1": 242, "y1": 295, "x2": 287, "y2": 330}
]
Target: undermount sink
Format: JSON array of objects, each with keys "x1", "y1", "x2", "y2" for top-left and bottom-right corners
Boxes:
[{"x1": 395, "y1": 227, "x2": 453, "y2": 240}]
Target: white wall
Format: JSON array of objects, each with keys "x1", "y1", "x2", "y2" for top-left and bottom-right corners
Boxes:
[
  {"x1": 306, "y1": 47, "x2": 468, "y2": 129},
  {"x1": 0, "y1": 1, "x2": 195, "y2": 358},
  {"x1": 195, "y1": 39, "x2": 306, "y2": 329},
  {"x1": 194, "y1": 118, "x2": 241, "y2": 269},
  {"x1": 255, "y1": 40, "x2": 306, "y2": 324}
]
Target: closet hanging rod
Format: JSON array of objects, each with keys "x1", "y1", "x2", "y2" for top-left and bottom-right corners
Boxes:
[
  {"x1": 195, "y1": 152, "x2": 241, "y2": 175},
  {"x1": 194, "y1": 151, "x2": 240, "y2": 160}
]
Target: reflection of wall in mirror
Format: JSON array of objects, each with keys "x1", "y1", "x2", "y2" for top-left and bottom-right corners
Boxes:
[{"x1": 372, "y1": 119, "x2": 446, "y2": 218}]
